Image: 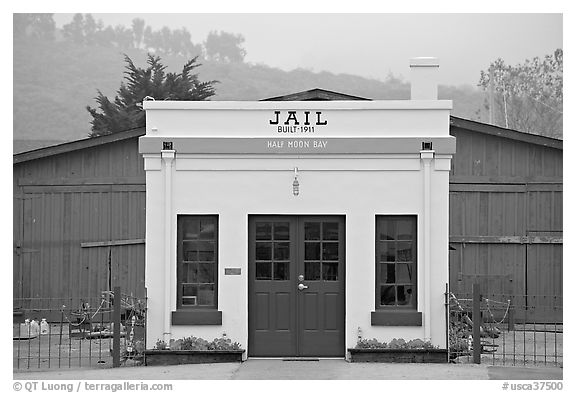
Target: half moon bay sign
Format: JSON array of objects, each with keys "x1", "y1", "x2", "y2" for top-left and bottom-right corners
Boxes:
[{"x1": 266, "y1": 139, "x2": 328, "y2": 150}]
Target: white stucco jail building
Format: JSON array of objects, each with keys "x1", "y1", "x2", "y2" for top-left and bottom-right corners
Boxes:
[{"x1": 139, "y1": 58, "x2": 455, "y2": 359}]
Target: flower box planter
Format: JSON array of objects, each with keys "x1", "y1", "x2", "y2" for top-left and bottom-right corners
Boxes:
[
  {"x1": 348, "y1": 348, "x2": 447, "y2": 363},
  {"x1": 144, "y1": 349, "x2": 245, "y2": 366}
]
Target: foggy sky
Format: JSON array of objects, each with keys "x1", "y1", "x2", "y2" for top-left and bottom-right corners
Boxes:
[{"x1": 53, "y1": 13, "x2": 562, "y2": 86}]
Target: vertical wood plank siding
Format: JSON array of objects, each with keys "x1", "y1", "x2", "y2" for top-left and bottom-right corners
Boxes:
[
  {"x1": 13, "y1": 137, "x2": 146, "y2": 306},
  {"x1": 449, "y1": 127, "x2": 562, "y2": 323}
]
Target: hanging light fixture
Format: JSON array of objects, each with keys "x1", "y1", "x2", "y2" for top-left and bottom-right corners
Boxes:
[{"x1": 293, "y1": 167, "x2": 300, "y2": 196}]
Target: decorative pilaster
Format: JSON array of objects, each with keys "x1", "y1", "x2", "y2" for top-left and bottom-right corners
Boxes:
[
  {"x1": 161, "y1": 149, "x2": 175, "y2": 346},
  {"x1": 420, "y1": 149, "x2": 434, "y2": 341}
]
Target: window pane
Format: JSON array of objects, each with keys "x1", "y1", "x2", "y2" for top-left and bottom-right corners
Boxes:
[
  {"x1": 322, "y1": 262, "x2": 338, "y2": 281},
  {"x1": 183, "y1": 284, "x2": 197, "y2": 296},
  {"x1": 380, "y1": 285, "x2": 396, "y2": 306},
  {"x1": 273, "y1": 262, "x2": 290, "y2": 281},
  {"x1": 382, "y1": 263, "x2": 395, "y2": 284},
  {"x1": 255, "y1": 242, "x2": 272, "y2": 260},
  {"x1": 256, "y1": 223, "x2": 272, "y2": 240},
  {"x1": 305, "y1": 242, "x2": 320, "y2": 260},
  {"x1": 255, "y1": 262, "x2": 272, "y2": 280},
  {"x1": 182, "y1": 262, "x2": 197, "y2": 283},
  {"x1": 305, "y1": 261, "x2": 321, "y2": 280},
  {"x1": 379, "y1": 220, "x2": 396, "y2": 240},
  {"x1": 182, "y1": 297, "x2": 197, "y2": 306},
  {"x1": 397, "y1": 242, "x2": 413, "y2": 262},
  {"x1": 197, "y1": 241, "x2": 215, "y2": 261},
  {"x1": 322, "y1": 222, "x2": 339, "y2": 240},
  {"x1": 274, "y1": 222, "x2": 290, "y2": 240},
  {"x1": 182, "y1": 218, "x2": 200, "y2": 240},
  {"x1": 305, "y1": 222, "x2": 321, "y2": 240},
  {"x1": 397, "y1": 285, "x2": 413, "y2": 306},
  {"x1": 379, "y1": 242, "x2": 396, "y2": 262},
  {"x1": 199, "y1": 220, "x2": 215, "y2": 239},
  {"x1": 183, "y1": 242, "x2": 199, "y2": 261},
  {"x1": 197, "y1": 284, "x2": 215, "y2": 306},
  {"x1": 396, "y1": 263, "x2": 413, "y2": 283},
  {"x1": 322, "y1": 242, "x2": 339, "y2": 260},
  {"x1": 197, "y1": 262, "x2": 215, "y2": 284},
  {"x1": 274, "y1": 242, "x2": 290, "y2": 260},
  {"x1": 397, "y1": 219, "x2": 414, "y2": 240}
]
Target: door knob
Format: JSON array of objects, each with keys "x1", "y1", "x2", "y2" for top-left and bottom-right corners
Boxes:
[{"x1": 298, "y1": 283, "x2": 308, "y2": 291}]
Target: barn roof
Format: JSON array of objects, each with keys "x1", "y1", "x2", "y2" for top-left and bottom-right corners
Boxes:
[
  {"x1": 449, "y1": 116, "x2": 562, "y2": 150},
  {"x1": 13, "y1": 89, "x2": 562, "y2": 164},
  {"x1": 13, "y1": 127, "x2": 146, "y2": 164}
]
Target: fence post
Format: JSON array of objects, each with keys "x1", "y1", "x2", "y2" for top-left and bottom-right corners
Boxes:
[
  {"x1": 473, "y1": 283, "x2": 481, "y2": 364},
  {"x1": 508, "y1": 306, "x2": 515, "y2": 331},
  {"x1": 112, "y1": 286, "x2": 121, "y2": 368}
]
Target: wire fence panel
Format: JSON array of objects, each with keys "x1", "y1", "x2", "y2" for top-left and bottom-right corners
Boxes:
[
  {"x1": 449, "y1": 290, "x2": 562, "y2": 367},
  {"x1": 13, "y1": 289, "x2": 146, "y2": 370}
]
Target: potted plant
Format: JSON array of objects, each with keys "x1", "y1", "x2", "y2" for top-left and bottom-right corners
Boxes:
[
  {"x1": 144, "y1": 336, "x2": 244, "y2": 366},
  {"x1": 348, "y1": 338, "x2": 447, "y2": 363}
]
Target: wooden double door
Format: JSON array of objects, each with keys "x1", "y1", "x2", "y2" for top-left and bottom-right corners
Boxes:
[{"x1": 248, "y1": 215, "x2": 345, "y2": 357}]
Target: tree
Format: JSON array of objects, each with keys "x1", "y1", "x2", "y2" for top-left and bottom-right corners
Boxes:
[
  {"x1": 113, "y1": 25, "x2": 134, "y2": 50},
  {"x1": 143, "y1": 26, "x2": 154, "y2": 50},
  {"x1": 478, "y1": 49, "x2": 563, "y2": 138},
  {"x1": 132, "y1": 18, "x2": 145, "y2": 49},
  {"x1": 87, "y1": 54, "x2": 217, "y2": 137},
  {"x1": 94, "y1": 25, "x2": 115, "y2": 47},
  {"x1": 181, "y1": 29, "x2": 204, "y2": 59},
  {"x1": 14, "y1": 13, "x2": 56, "y2": 40},
  {"x1": 204, "y1": 30, "x2": 246, "y2": 63},
  {"x1": 160, "y1": 26, "x2": 172, "y2": 55},
  {"x1": 143, "y1": 27, "x2": 164, "y2": 54},
  {"x1": 62, "y1": 13, "x2": 85, "y2": 44},
  {"x1": 83, "y1": 14, "x2": 98, "y2": 45}
]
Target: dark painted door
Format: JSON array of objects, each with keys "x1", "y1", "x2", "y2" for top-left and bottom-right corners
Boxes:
[{"x1": 248, "y1": 216, "x2": 345, "y2": 357}]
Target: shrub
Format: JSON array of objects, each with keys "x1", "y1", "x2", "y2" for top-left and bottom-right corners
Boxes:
[
  {"x1": 208, "y1": 337, "x2": 242, "y2": 350},
  {"x1": 388, "y1": 338, "x2": 407, "y2": 349},
  {"x1": 357, "y1": 338, "x2": 387, "y2": 349},
  {"x1": 154, "y1": 339, "x2": 169, "y2": 350},
  {"x1": 163, "y1": 335, "x2": 242, "y2": 351},
  {"x1": 178, "y1": 336, "x2": 210, "y2": 350},
  {"x1": 355, "y1": 337, "x2": 438, "y2": 350}
]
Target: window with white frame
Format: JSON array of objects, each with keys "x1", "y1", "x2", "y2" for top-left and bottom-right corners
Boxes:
[
  {"x1": 177, "y1": 215, "x2": 218, "y2": 308},
  {"x1": 375, "y1": 215, "x2": 417, "y2": 309}
]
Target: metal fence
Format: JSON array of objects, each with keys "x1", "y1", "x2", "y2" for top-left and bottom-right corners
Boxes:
[
  {"x1": 448, "y1": 284, "x2": 562, "y2": 367},
  {"x1": 13, "y1": 287, "x2": 146, "y2": 370}
]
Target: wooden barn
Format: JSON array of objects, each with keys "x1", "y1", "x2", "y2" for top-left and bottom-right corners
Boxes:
[
  {"x1": 13, "y1": 129, "x2": 147, "y2": 304},
  {"x1": 448, "y1": 117, "x2": 562, "y2": 323},
  {"x1": 13, "y1": 90, "x2": 562, "y2": 323}
]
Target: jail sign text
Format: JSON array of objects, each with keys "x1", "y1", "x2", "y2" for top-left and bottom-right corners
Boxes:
[
  {"x1": 266, "y1": 139, "x2": 328, "y2": 151},
  {"x1": 269, "y1": 111, "x2": 327, "y2": 133}
]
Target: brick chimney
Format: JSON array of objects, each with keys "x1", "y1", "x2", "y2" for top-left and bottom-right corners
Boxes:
[{"x1": 410, "y1": 57, "x2": 439, "y2": 100}]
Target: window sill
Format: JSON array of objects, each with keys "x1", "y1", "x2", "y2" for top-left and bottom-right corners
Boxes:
[
  {"x1": 371, "y1": 310, "x2": 422, "y2": 326},
  {"x1": 172, "y1": 310, "x2": 222, "y2": 325}
]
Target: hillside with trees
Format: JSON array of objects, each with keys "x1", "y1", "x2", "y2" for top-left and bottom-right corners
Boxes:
[{"x1": 14, "y1": 14, "x2": 560, "y2": 150}]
